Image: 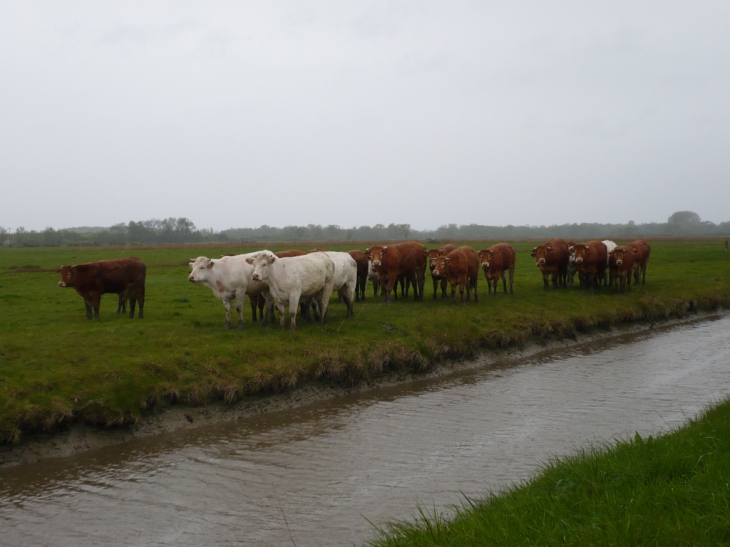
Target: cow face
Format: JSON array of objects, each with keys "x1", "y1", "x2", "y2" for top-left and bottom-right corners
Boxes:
[
  {"x1": 248, "y1": 251, "x2": 277, "y2": 282},
  {"x1": 431, "y1": 256, "x2": 450, "y2": 278},
  {"x1": 188, "y1": 257, "x2": 214, "y2": 283},
  {"x1": 533, "y1": 245, "x2": 554, "y2": 266},
  {"x1": 426, "y1": 249, "x2": 443, "y2": 271},
  {"x1": 478, "y1": 250, "x2": 494, "y2": 270},
  {"x1": 367, "y1": 246, "x2": 386, "y2": 270},
  {"x1": 572, "y1": 245, "x2": 590, "y2": 264},
  {"x1": 57, "y1": 265, "x2": 76, "y2": 288}
]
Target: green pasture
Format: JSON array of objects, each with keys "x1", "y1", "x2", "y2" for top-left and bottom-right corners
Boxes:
[{"x1": 1, "y1": 239, "x2": 729, "y2": 443}]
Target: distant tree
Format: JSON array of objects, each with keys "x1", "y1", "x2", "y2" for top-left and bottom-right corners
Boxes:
[
  {"x1": 397, "y1": 223, "x2": 411, "y2": 239},
  {"x1": 668, "y1": 211, "x2": 701, "y2": 224}
]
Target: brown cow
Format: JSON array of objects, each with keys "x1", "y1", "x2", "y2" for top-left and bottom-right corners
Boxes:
[
  {"x1": 608, "y1": 245, "x2": 636, "y2": 292},
  {"x1": 365, "y1": 241, "x2": 427, "y2": 303},
  {"x1": 572, "y1": 240, "x2": 608, "y2": 288},
  {"x1": 57, "y1": 257, "x2": 146, "y2": 319},
  {"x1": 348, "y1": 250, "x2": 369, "y2": 301},
  {"x1": 477, "y1": 244, "x2": 516, "y2": 295},
  {"x1": 425, "y1": 243, "x2": 457, "y2": 300},
  {"x1": 531, "y1": 238, "x2": 569, "y2": 289},
  {"x1": 626, "y1": 239, "x2": 651, "y2": 285},
  {"x1": 430, "y1": 246, "x2": 479, "y2": 304}
]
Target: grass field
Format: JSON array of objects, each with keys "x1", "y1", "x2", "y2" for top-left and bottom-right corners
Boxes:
[
  {"x1": 368, "y1": 396, "x2": 730, "y2": 546},
  {"x1": 1, "y1": 239, "x2": 729, "y2": 443}
]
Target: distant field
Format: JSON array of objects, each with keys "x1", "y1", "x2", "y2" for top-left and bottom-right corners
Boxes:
[{"x1": 1, "y1": 239, "x2": 729, "y2": 443}]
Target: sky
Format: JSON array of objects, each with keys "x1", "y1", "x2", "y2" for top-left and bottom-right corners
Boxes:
[{"x1": 1, "y1": 1, "x2": 729, "y2": 232}]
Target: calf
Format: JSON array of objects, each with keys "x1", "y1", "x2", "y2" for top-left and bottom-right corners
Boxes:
[
  {"x1": 188, "y1": 253, "x2": 269, "y2": 328},
  {"x1": 368, "y1": 260, "x2": 381, "y2": 297},
  {"x1": 57, "y1": 257, "x2": 146, "y2": 319},
  {"x1": 572, "y1": 240, "x2": 608, "y2": 288},
  {"x1": 531, "y1": 238, "x2": 569, "y2": 289},
  {"x1": 608, "y1": 245, "x2": 636, "y2": 292},
  {"x1": 425, "y1": 243, "x2": 456, "y2": 299},
  {"x1": 430, "y1": 246, "x2": 480, "y2": 304},
  {"x1": 626, "y1": 239, "x2": 651, "y2": 285},
  {"x1": 247, "y1": 250, "x2": 335, "y2": 331},
  {"x1": 365, "y1": 241, "x2": 427, "y2": 303},
  {"x1": 477, "y1": 244, "x2": 516, "y2": 295}
]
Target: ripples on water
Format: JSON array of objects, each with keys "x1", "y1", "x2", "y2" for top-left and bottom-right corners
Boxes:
[{"x1": 2, "y1": 316, "x2": 730, "y2": 546}]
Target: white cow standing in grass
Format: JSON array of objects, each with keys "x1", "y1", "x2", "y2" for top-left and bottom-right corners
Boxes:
[
  {"x1": 188, "y1": 253, "x2": 268, "y2": 328},
  {"x1": 323, "y1": 251, "x2": 357, "y2": 319},
  {"x1": 247, "y1": 250, "x2": 335, "y2": 331}
]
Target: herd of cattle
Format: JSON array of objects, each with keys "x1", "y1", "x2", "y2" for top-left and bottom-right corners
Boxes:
[{"x1": 56, "y1": 238, "x2": 650, "y2": 330}]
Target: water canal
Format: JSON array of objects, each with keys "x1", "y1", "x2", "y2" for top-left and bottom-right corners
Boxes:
[{"x1": 2, "y1": 315, "x2": 729, "y2": 546}]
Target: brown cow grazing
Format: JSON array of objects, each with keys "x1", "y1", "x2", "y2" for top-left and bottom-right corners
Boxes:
[
  {"x1": 365, "y1": 241, "x2": 427, "y2": 303},
  {"x1": 531, "y1": 238, "x2": 569, "y2": 289},
  {"x1": 608, "y1": 245, "x2": 636, "y2": 292},
  {"x1": 430, "y1": 246, "x2": 479, "y2": 304},
  {"x1": 626, "y1": 239, "x2": 651, "y2": 285},
  {"x1": 58, "y1": 257, "x2": 146, "y2": 319},
  {"x1": 478, "y1": 244, "x2": 516, "y2": 295},
  {"x1": 572, "y1": 240, "x2": 608, "y2": 288},
  {"x1": 425, "y1": 243, "x2": 457, "y2": 300},
  {"x1": 348, "y1": 250, "x2": 369, "y2": 301}
]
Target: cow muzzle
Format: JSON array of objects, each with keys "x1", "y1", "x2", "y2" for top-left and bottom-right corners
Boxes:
[
  {"x1": 537, "y1": 259, "x2": 545, "y2": 266},
  {"x1": 481, "y1": 262, "x2": 490, "y2": 269},
  {"x1": 615, "y1": 260, "x2": 623, "y2": 266},
  {"x1": 58, "y1": 281, "x2": 66, "y2": 287},
  {"x1": 252, "y1": 273, "x2": 260, "y2": 281}
]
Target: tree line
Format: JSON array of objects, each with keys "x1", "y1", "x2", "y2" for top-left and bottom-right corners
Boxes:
[{"x1": 1, "y1": 212, "x2": 728, "y2": 247}]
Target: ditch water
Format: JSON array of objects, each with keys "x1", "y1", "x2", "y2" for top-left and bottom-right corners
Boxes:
[{"x1": 2, "y1": 315, "x2": 730, "y2": 546}]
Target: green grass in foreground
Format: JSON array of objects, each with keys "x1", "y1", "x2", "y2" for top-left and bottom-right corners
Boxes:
[
  {"x1": 0, "y1": 239, "x2": 729, "y2": 443},
  {"x1": 368, "y1": 397, "x2": 730, "y2": 546}
]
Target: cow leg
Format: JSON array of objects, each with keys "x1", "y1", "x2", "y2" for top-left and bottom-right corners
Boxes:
[
  {"x1": 501, "y1": 271, "x2": 507, "y2": 293},
  {"x1": 235, "y1": 289, "x2": 245, "y2": 328},
  {"x1": 117, "y1": 294, "x2": 126, "y2": 314},
  {"x1": 128, "y1": 298, "x2": 137, "y2": 318},
  {"x1": 439, "y1": 278, "x2": 448, "y2": 300},
  {"x1": 136, "y1": 288, "x2": 145, "y2": 318},
  {"x1": 92, "y1": 294, "x2": 102, "y2": 319},
  {"x1": 83, "y1": 297, "x2": 93, "y2": 319},
  {"x1": 222, "y1": 299, "x2": 232, "y2": 328},
  {"x1": 542, "y1": 272, "x2": 549, "y2": 290},
  {"x1": 432, "y1": 275, "x2": 439, "y2": 299}
]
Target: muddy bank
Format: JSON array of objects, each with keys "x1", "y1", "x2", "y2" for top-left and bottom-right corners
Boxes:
[{"x1": 1, "y1": 312, "x2": 723, "y2": 468}]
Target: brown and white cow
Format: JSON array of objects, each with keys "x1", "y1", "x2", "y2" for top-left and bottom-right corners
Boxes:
[
  {"x1": 571, "y1": 240, "x2": 608, "y2": 288},
  {"x1": 477, "y1": 244, "x2": 516, "y2": 295},
  {"x1": 365, "y1": 241, "x2": 427, "y2": 303},
  {"x1": 58, "y1": 257, "x2": 146, "y2": 319},
  {"x1": 608, "y1": 245, "x2": 636, "y2": 292},
  {"x1": 425, "y1": 243, "x2": 457, "y2": 300},
  {"x1": 626, "y1": 239, "x2": 651, "y2": 285},
  {"x1": 531, "y1": 238, "x2": 569, "y2": 289},
  {"x1": 430, "y1": 246, "x2": 479, "y2": 304}
]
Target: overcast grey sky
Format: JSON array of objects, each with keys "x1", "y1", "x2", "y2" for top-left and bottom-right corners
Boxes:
[{"x1": 2, "y1": 1, "x2": 728, "y2": 232}]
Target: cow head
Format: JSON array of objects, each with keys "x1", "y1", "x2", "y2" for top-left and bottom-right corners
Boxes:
[
  {"x1": 188, "y1": 256, "x2": 214, "y2": 283},
  {"x1": 247, "y1": 251, "x2": 277, "y2": 282},
  {"x1": 612, "y1": 247, "x2": 626, "y2": 267},
  {"x1": 367, "y1": 246, "x2": 386, "y2": 270},
  {"x1": 572, "y1": 245, "x2": 590, "y2": 264},
  {"x1": 57, "y1": 265, "x2": 76, "y2": 288},
  {"x1": 431, "y1": 256, "x2": 450, "y2": 278},
  {"x1": 533, "y1": 245, "x2": 555, "y2": 267},
  {"x1": 426, "y1": 248, "x2": 443, "y2": 271},
  {"x1": 478, "y1": 250, "x2": 494, "y2": 270}
]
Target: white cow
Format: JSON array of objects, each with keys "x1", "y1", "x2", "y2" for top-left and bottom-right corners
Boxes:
[
  {"x1": 247, "y1": 250, "x2": 335, "y2": 331},
  {"x1": 323, "y1": 251, "x2": 357, "y2": 318},
  {"x1": 602, "y1": 240, "x2": 618, "y2": 286},
  {"x1": 188, "y1": 254, "x2": 269, "y2": 328}
]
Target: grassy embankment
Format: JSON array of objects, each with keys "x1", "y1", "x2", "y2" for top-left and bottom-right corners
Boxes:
[
  {"x1": 368, "y1": 397, "x2": 730, "y2": 546},
  {"x1": 1, "y1": 239, "x2": 729, "y2": 443}
]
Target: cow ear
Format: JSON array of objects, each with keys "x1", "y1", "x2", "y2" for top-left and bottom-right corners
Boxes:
[
  {"x1": 477, "y1": 251, "x2": 483, "y2": 258},
  {"x1": 489, "y1": 250, "x2": 494, "y2": 257},
  {"x1": 445, "y1": 257, "x2": 451, "y2": 262},
  {"x1": 207, "y1": 261, "x2": 214, "y2": 268},
  {"x1": 245, "y1": 258, "x2": 254, "y2": 264},
  {"x1": 546, "y1": 246, "x2": 553, "y2": 252},
  {"x1": 189, "y1": 258, "x2": 196, "y2": 262},
  {"x1": 382, "y1": 246, "x2": 388, "y2": 252},
  {"x1": 268, "y1": 255, "x2": 277, "y2": 264}
]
